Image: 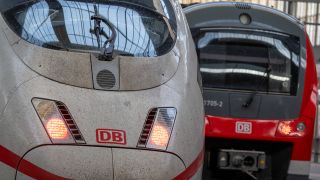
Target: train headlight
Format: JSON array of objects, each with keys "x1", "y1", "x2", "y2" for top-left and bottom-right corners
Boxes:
[
  {"x1": 46, "y1": 118, "x2": 69, "y2": 140},
  {"x1": 277, "y1": 120, "x2": 306, "y2": 137},
  {"x1": 296, "y1": 122, "x2": 306, "y2": 132},
  {"x1": 149, "y1": 122, "x2": 170, "y2": 147},
  {"x1": 32, "y1": 98, "x2": 85, "y2": 144},
  {"x1": 278, "y1": 121, "x2": 292, "y2": 135},
  {"x1": 137, "y1": 108, "x2": 177, "y2": 150},
  {"x1": 239, "y1": 13, "x2": 252, "y2": 25}
]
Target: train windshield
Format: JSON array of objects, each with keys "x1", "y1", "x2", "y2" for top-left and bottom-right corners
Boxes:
[
  {"x1": 197, "y1": 29, "x2": 300, "y2": 95},
  {"x1": 1, "y1": 0, "x2": 177, "y2": 57}
]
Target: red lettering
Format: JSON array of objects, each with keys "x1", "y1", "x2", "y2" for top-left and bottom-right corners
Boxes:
[
  {"x1": 112, "y1": 132, "x2": 123, "y2": 143},
  {"x1": 100, "y1": 131, "x2": 111, "y2": 141}
]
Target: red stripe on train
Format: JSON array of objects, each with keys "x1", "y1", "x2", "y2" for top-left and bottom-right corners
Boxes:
[
  {"x1": 0, "y1": 145, "x2": 68, "y2": 179},
  {"x1": 1, "y1": 145, "x2": 204, "y2": 179},
  {"x1": 174, "y1": 148, "x2": 204, "y2": 180}
]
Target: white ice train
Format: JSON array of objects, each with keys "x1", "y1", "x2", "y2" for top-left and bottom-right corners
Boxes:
[{"x1": 0, "y1": 0, "x2": 204, "y2": 179}]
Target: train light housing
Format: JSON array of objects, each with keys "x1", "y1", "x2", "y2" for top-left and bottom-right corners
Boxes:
[
  {"x1": 278, "y1": 121, "x2": 292, "y2": 136},
  {"x1": 137, "y1": 107, "x2": 177, "y2": 150},
  {"x1": 239, "y1": 13, "x2": 251, "y2": 25},
  {"x1": 296, "y1": 122, "x2": 306, "y2": 132},
  {"x1": 32, "y1": 98, "x2": 85, "y2": 144},
  {"x1": 277, "y1": 120, "x2": 306, "y2": 137}
]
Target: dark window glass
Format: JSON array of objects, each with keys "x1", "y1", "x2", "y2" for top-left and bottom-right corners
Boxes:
[
  {"x1": 1, "y1": 0, "x2": 177, "y2": 57},
  {"x1": 196, "y1": 30, "x2": 300, "y2": 95}
]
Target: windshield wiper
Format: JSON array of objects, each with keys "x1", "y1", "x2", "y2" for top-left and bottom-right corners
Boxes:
[
  {"x1": 90, "y1": 5, "x2": 117, "y2": 61},
  {"x1": 242, "y1": 62, "x2": 272, "y2": 108}
]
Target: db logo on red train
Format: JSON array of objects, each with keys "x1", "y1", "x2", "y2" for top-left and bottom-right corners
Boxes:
[
  {"x1": 96, "y1": 129, "x2": 127, "y2": 145},
  {"x1": 235, "y1": 122, "x2": 252, "y2": 134}
]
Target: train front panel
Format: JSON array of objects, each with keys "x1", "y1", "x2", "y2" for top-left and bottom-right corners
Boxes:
[{"x1": 185, "y1": 2, "x2": 317, "y2": 180}]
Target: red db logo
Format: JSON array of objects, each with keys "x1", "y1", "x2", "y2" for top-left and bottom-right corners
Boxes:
[{"x1": 96, "y1": 129, "x2": 127, "y2": 145}]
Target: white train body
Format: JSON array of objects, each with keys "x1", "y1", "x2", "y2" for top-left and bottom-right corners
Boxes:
[{"x1": 0, "y1": 0, "x2": 204, "y2": 179}]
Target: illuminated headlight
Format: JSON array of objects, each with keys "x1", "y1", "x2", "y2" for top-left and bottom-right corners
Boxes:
[
  {"x1": 32, "y1": 98, "x2": 85, "y2": 144},
  {"x1": 278, "y1": 121, "x2": 292, "y2": 136},
  {"x1": 277, "y1": 120, "x2": 306, "y2": 137},
  {"x1": 137, "y1": 108, "x2": 177, "y2": 150},
  {"x1": 239, "y1": 13, "x2": 252, "y2": 25}
]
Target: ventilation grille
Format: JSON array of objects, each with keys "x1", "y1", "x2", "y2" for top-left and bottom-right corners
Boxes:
[
  {"x1": 235, "y1": 3, "x2": 251, "y2": 10},
  {"x1": 137, "y1": 108, "x2": 158, "y2": 147},
  {"x1": 96, "y1": 70, "x2": 116, "y2": 89},
  {"x1": 55, "y1": 101, "x2": 86, "y2": 144}
]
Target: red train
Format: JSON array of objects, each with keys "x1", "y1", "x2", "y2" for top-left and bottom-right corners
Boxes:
[{"x1": 185, "y1": 2, "x2": 318, "y2": 180}]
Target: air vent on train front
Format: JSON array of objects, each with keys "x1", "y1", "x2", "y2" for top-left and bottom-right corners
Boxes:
[
  {"x1": 137, "y1": 108, "x2": 158, "y2": 147},
  {"x1": 91, "y1": 54, "x2": 119, "y2": 91},
  {"x1": 235, "y1": 3, "x2": 251, "y2": 10},
  {"x1": 96, "y1": 70, "x2": 116, "y2": 89},
  {"x1": 55, "y1": 101, "x2": 86, "y2": 144}
]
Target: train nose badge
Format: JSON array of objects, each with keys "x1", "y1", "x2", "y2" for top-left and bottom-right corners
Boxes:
[
  {"x1": 96, "y1": 129, "x2": 127, "y2": 145},
  {"x1": 236, "y1": 122, "x2": 252, "y2": 134}
]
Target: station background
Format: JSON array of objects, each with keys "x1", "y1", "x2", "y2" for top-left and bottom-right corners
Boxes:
[{"x1": 179, "y1": 0, "x2": 320, "y2": 166}]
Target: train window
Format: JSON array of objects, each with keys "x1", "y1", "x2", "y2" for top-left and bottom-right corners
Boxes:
[
  {"x1": 197, "y1": 30, "x2": 300, "y2": 95},
  {"x1": 1, "y1": 0, "x2": 177, "y2": 57}
]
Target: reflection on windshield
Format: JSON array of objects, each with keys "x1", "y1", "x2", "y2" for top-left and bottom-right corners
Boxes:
[
  {"x1": 5, "y1": 0, "x2": 177, "y2": 57},
  {"x1": 200, "y1": 68, "x2": 290, "y2": 82},
  {"x1": 197, "y1": 30, "x2": 300, "y2": 95},
  {"x1": 198, "y1": 32, "x2": 294, "y2": 63}
]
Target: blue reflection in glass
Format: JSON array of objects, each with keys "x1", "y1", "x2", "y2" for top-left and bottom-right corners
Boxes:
[{"x1": 6, "y1": 0, "x2": 176, "y2": 57}]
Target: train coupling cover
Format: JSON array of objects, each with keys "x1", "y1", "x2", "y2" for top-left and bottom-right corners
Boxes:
[{"x1": 218, "y1": 149, "x2": 266, "y2": 172}]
